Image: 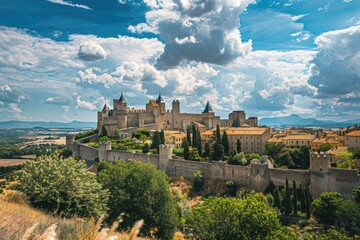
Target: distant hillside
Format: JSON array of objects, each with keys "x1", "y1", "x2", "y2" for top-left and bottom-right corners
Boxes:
[
  {"x1": 0, "y1": 120, "x2": 96, "y2": 129},
  {"x1": 259, "y1": 114, "x2": 360, "y2": 128}
]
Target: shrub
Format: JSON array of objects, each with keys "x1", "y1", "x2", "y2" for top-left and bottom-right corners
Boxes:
[
  {"x1": 225, "y1": 181, "x2": 237, "y2": 197},
  {"x1": 192, "y1": 171, "x2": 204, "y2": 192},
  {"x1": 98, "y1": 160, "x2": 179, "y2": 240},
  {"x1": 185, "y1": 195, "x2": 297, "y2": 240},
  {"x1": 15, "y1": 155, "x2": 109, "y2": 218}
]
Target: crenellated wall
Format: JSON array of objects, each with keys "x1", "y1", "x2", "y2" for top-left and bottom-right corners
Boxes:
[{"x1": 67, "y1": 135, "x2": 360, "y2": 198}]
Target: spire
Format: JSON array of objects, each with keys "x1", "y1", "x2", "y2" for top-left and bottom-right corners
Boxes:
[
  {"x1": 156, "y1": 93, "x2": 164, "y2": 103},
  {"x1": 102, "y1": 103, "x2": 110, "y2": 111},
  {"x1": 119, "y1": 93, "x2": 126, "y2": 103},
  {"x1": 202, "y1": 101, "x2": 214, "y2": 113}
]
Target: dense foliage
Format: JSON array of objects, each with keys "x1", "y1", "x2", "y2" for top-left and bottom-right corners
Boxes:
[
  {"x1": 97, "y1": 160, "x2": 179, "y2": 240},
  {"x1": 265, "y1": 143, "x2": 310, "y2": 169},
  {"x1": 15, "y1": 155, "x2": 109, "y2": 218},
  {"x1": 75, "y1": 129, "x2": 98, "y2": 140},
  {"x1": 185, "y1": 194, "x2": 297, "y2": 240}
]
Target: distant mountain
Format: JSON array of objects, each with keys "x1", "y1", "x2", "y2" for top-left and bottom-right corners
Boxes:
[
  {"x1": 259, "y1": 114, "x2": 360, "y2": 128},
  {"x1": 0, "y1": 120, "x2": 97, "y2": 129}
]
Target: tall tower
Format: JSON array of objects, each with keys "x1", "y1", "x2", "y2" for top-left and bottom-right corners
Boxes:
[
  {"x1": 172, "y1": 100, "x2": 180, "y2": 130},
  {"x1": 156, "y1": 94, "x2": 166, "y2": 113},
  {"x1": 202, "y1": 101, "x2": 215, "y2": 129},
  {"x1": 117, "y1": 93, "x2": 128, "y2": 129},
  {"x1": 118, "y1": 93, "x2": 127, "y2": 111},
  {"x1": 172, "y1": 100, "x2": 180, "y2": 114}
]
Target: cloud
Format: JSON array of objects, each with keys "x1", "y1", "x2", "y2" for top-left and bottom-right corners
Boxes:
[
  {"x1": 129, "y1": 0, "x2": 254, "y2": 69},
  {"x1": 291, "y1": 14, "x2": 308, "y2": 21},
  {"x1": 308, "y1": 25, "x2": 360, "y2": 98},
  {"x1": 8, "y1": 103, "x2": 25, "y2": 119},
  {"x1": 45, "y1": 96, "x2": 71, "y2": 106},
  {"x1": 78, "y1": 41, "x2": 107, "y2": 61},
  {"x1": 0, "y1": 85, "x2": 28, "y2": 103},
  {"x1": 75, "y1": 95, "x2": 97, "y2": 111},
  {"x1": 47, "y1": 0, "x2": 92, "y2": 10}
]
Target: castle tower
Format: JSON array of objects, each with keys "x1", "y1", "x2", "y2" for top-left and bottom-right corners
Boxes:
[
  {"x1": 117, "y1": 93, "x2": 128, "y2": 129},
  {"x1": 171, "y1": 100, "x2": 180, "y2": 129},
  {"x1": 159, "y1": 144, "x2": 174, "y2": 173},
  {"x1": 99, "y1": 141, "x2": 112, "y2": 161},
  {"x1": 202, "y1": 101, "x2": 215, "y2": 128},
  {"x1": 310, "y1": 152, "x2": 331, "y2": 198},
  {"x1": 229, "y1": 111, "x2": 246, "y2": 127},
  {"x1": 156, "y1": 94, "x2": 166, "y2": 114},
  {"x1": 102, "y1": 103, "x2": 110, "y2": 115},
  {"x1": 172, "y1": 100, "x2": 180, "y2": 114},
  {"x1": 118, "y1": 93, "x2": 127, "y2": 112}
]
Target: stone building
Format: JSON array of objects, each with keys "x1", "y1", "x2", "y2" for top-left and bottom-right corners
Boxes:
[
  {"x1": 202, "y1": 127, "x2": 271, "y2": 153},
  {"x1": 97, "y1": 94, "x2": 258, "y2": 136},
  {"x1": 345, "y1": 130, "x2": 360, "y2": 149}
]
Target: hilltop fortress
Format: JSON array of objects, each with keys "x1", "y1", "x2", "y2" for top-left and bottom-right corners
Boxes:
[{"x1": 98, "y1": 94, "x2": 258, "y2": 135}]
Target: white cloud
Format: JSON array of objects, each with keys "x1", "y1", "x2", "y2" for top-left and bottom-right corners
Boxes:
[
  {"x1": 291, "y1": 14, "x2": 308, "y2": 21},
  {"x1": 75, "y1": 95, "x2": 97, "y2": 111},
  {"x1": 45, "y1": 96, "x2": 70, "y2": 105},
  {"x1": 8, "y1": 103, "x2": 25, "y2": 119},
  {"x1": 78, "y1": 41, "x2": 107, "y2": 61},
  {"x1": 0, "y1": 85, "x2": 28, "y2": 103},
  {"x1": 47, "y1": 0, "x2": 92, "y2": 10}
]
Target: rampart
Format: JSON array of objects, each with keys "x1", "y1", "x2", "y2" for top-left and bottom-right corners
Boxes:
[{"x1": 66, "y1": 135, "x2": 360, "y2": 198}]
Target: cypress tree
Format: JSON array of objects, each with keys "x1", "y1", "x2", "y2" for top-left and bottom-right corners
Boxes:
[
  {"x1": 292, "y1": 180, "x2": 298, "y2": 216},
  {"x1": 187, "y1": 127, "x2": 192, "y2": 146},
  {"x1": 196, "y1": 130, "x2": 202, "y2": 156},
  {"x1": 204, "y1": 143, "x2": 211, "y2": 158},
  {"x1": 160, "y1": 129, "x2": 165, "y2": 144},
  {"x1": 213, "y1": 142, "x2": 224, "y2": 161},
  {"x1": 300, "y1": 184, "x2": 306, "y2": 213},
  {"x1": 131, "y1": 132, "x2": 135, "y2": 139},
  {"x1": 236, "y1": 139, "x2": 241, "y2": 153},
  {"x1": 151, "y1": 131, "x2": 161, "y2": 153},
  {"x1": 215, "y1": 124, "x2": 221, "y2": 143},
  {"x1": 183, "y1": 138, "x2": 190, "y2": 160},
  {"x1": 274, "y1": 187, "x2": 281, "y2": 209},
  {"x1": 305, "y1": 185, "x2": 311, "y2": 219},
  {"x1": 222, "y1": 131, "x2": 230, "y2": 155},
  {"x1": 283, "y1": 178, "x2": 292, "y2": 216},
  {"x1": 101, "y1": 125, "x2": 108, "y2": 137},
  {"x1": 192, "y1": 125, "x2": 197, "y2": 148}
]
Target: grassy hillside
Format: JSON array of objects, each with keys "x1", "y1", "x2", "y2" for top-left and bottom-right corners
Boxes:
[{"x1": 0, "y1": 190, "x2": 149, "y2": 240}]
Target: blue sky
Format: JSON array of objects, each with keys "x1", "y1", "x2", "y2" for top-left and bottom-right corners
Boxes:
[{"x1": 0, "y1": 0, "x2": 359, "y2": 122}]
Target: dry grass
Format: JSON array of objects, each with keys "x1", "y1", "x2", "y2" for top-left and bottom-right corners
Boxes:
[{"x1": 0, "y1": 191, "x2": 150, "y2": 240}]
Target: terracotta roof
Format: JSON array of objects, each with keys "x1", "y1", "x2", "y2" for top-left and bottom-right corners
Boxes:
[
  {"x1": 312, "y1": 138, "x2": 341, "y2": 144},
  {"x1": 346, "y1": 130, "x2": 360, "y2": 137},
  {"x1": 283, "y1": 135, "x2": 315, "y2": 140},
  {"x1": 267, "y1": 138, "x2": 283, "y2": 143},
  {"x1": 203, "y1": 127, "x2": 268, "y2": 135},
  {"x1": 148, "y1": 100, "x2": 159, "y2": 107}
]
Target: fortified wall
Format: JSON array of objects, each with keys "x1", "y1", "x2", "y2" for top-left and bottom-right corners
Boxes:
[{"x1": 66, "y1": 135, "x2": 360, "y2": 198}]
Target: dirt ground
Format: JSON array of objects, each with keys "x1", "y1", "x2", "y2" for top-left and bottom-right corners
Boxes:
[{"x1": 0, "y1": 159, "x2": 28, "y2": 167}]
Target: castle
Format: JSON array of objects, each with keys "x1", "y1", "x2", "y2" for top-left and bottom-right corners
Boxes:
[{"x1": 97, "y1": 94, "x2": 258, "y2": 135}]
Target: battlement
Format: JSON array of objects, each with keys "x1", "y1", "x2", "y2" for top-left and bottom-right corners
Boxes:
[{"x1": 160, "y1": 144, "x2": 174, "y2": 149}]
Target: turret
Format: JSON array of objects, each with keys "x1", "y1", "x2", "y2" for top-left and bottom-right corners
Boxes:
[
  {"x1": 172, "y1": 100, "x2": 180, "y2": 114},
  {"x1": 118, "y1": 93, "x2": 127, "y2": 111},
  {"x1": 159, "y1": 144, "x2": 174, "y2": 173},
  {"x1": 156, "y1": 94, "x2": 166, "y2": 113},
  {"x1": 102, "y1": 103, "x2": 110, "y2": 116}
]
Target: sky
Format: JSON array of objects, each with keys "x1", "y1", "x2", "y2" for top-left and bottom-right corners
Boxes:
[{"x1": 0, "y1": 0, "x2": 359, "y2": 122}]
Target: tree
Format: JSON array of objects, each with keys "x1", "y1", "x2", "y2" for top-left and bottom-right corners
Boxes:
[
  {"x1": 236, "y1": 139, "x2": 241, "y2": 153},
  {"x1": 212, "y1": 142, "x2": 224, "y2": 161},
  {"x1": 265, "y1": 143, "x2": 285, "y2": 160},
  {"x1": 187, "y1": 127, "x2": 192, "y2": 146},
  {"x1": 221, "y1": 131, "x2": 230, "y2": 155},
  {"x1": 278, "y1": 151, "x2": 293, "y2": 167},
  {"x1": 196, "y1": 130, "x2": 203, "y2": 156},
  {"x1": 312, "y1": 192, "x2": 343, "y2": 225},
  {"x1": 215, "y1": 124, "x2": 221, "y2": 143},
  {"x1": 228, "y1": 152, "x2": 247, "y2": 166},
  {"x1": 98, "y1": 160, "x2": 179, "y2": 240},
  {"x1": 292, "y1": 180, "x2": 298, "y2": 216},
  {"x1": 274, "y1": 187, "x2": 281, "y2": 210},
  {"x1": 15, "y1": 155, "x2": 109, "y2": 218},
  {"x1": 160, "y1": 129, "x2": 165, "y2": 144},
  {"x1": 142, "y1": 143, "x2": 150, "y2": 153},
  {"x1": 101, "y1": 125, "x2": 108, "y2": 137},
  {"x1": 290, "y1": 148, "x2": 304, "y2": 167},
  {"x1": 335, "y1": 151, "x2": 355, "y2": 169},
  {"x1": 305, "y1": 184, "x2": 311, "y2": 219},
  {"x1": 114, "y1": 128, "x2": 120, "y2": 139},
  {"x1": 185, "y1": 195, "x2": 297, "y2": 240},
  {"x1": 192, "y1": 170, "x2": 204, "y2": 192},
  {"x1": 300, "y1": 184, "x2": 306, "y2": 213},
  {"x1": 353, "y1": 186, "x2": 360, "y2": 204},
  {"x1": 306, "y1": 229, "x2": 351, "y2": 240},
  {"x1": 151, "y1": 131, "x2": 161, "y2": 153},
  {"x1": 190, "y1": 148, "x2": 201, "y2": 161},
  {"x1": 319, "y1": 142, "x2": 332, "y2": 152},
  {"x1": 192, "y1": 125, "x2": 197, "y2": 148},
  {"x1": 283, "y1": 179, "x2": 292, "y2": 216},
  {"x1": 204, "y1": 143, "x2": 211, "y2": 158},
  {"x1": 183, "y1": 138, "x2": 190, "y2": 160},
  {"x1": 300, "y1": 146, "x2": 310, "y2": 169}
]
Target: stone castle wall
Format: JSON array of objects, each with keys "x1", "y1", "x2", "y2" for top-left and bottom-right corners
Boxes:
[{"x1": 67, "y1": 136, "x2": 360, "y2": 198}]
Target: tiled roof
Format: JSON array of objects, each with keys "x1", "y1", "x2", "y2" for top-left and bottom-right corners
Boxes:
[{"x1": 346, "y1": 130, "x2": 360, "y2": 137}]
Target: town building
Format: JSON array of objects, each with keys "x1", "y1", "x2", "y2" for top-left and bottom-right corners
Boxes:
[
  {"x1": 311, "y1": 138, "x2": 343, "y2": 151},
  {"x1": 345, "y1": 130, "x2": 360, "y2": 149},
  {"x1": 281, "y1": 135, "x2": 316, "y2": 148}
]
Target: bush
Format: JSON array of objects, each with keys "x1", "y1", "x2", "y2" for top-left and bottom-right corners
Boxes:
[
  {"x1": 225, "y1": 181, "x2": 237, "y2": 196},
  {"x1": 15, "y1": 155, "x2": 109, "y2": 218},
  {"x1": 185, "y1": 195, "x2": 297, "y2": 240},
  {"x1": 98, "y1": 160, "x2": 179, "y2": 240},
  {"x1": 192, "y1": 171, "x2": 204, "y2": 192}
]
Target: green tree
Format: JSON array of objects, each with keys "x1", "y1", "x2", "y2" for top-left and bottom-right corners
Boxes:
[
  {"x1": 274, "y1": 187, "x2": 282, "y2": 210},
  {"x1": 114, "y1": 128, "x2": 120, "y2": 139},
  {"x1": 228, "y1": 152, "x2": 247, "y2": 166},
  {"x1": 319, "y1": 142, "x2": 332, "y2": 152},
  {"x1": 204, "y1": 142, "x2": 211, "y2": 158},
  {"x1": 221, "y1": 131, "x2": 230, "y2": 155},
  {"x1": 98, "y1": 160, "x2": 179, "y2": 240},
  {"x1": 290, "y1": 148, "x2": 304, "y2": 167},
  {"x1": 236, "y1": 138, "x2": 241, "y2": 153},
  {"x1": 190, "y1": 148, "x2": 201, "y2": 161},
  {"x1": 305, "y1": 184, "x2": 311, "y2": 219},
  {"x1": 142, "y1": 143, "x2": 150, "y2": 153},
  {"x1": 151, "y1": 131, "x2": 161, "y2": 153},
  {"x1": 212, "y1": 142, "x2": 224, "y2": 161},
  {"x1": 300, "y1": 184, "x2": 306, "y2": 213},
  {"x1": 293, "y1": 180, "x2": 298, "y2": 216},
  {"x1": 192, "y1": 170, "x2": 204, "y2": 192},
  {"x1": 187, "y1": 127, "x2": 192, "y2": 146},
  {"x1": 283, "y1": 179, "x2": 292, "y2": 216},
  {"x1": 265, "y1": 142, "x2": 285, "y2": 160},
  {"x1": 160, "y1": 129, "x2": 165, "y2": 144},
  {"x1": 300, "y1": 146, "x2": 310, "y2": 169},
  {"x1": 353, "y1": 186, "x2": 360, "y2": 204},
  {"x1": 215, "y1": 124, "x2": 221, "y2": 143},
  {"x1": 312, "y1": 192, "x2": 343, "y2": 225},
  {"x1": 101, "y1": 125, "x2": 108, "y2": 137},
  {"x1": 15, "y1": 155, "x2": 109, "y2": 218},
  {"x1": 306, "y1": 229, "x2": 351, "y2": 240},
  {"x1": 192, "y1": 125, "x2": 197, "y2": 148},
  {"x1": 196, "y1": 129, "x2": 203, "y2": 156},
  {"x1": 335, "y1": 151, "x2": 355, "y2": 169},
  {"x1": 185, "y1": 195, "x2": 297, "y2": 240},
  {"x1": 278, "y1": 151, "x2": 293, "y2": 167},
  {"x1": 183, "y1": 138, "x2": 190, "y2": 160}
]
